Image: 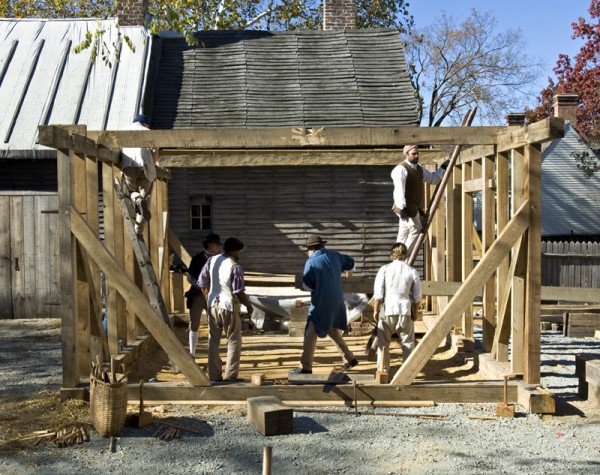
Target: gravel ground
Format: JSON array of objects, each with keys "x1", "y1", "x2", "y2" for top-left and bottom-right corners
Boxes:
[{"x1": 1, "y1": 319, "x2": 600, "y2": 474}]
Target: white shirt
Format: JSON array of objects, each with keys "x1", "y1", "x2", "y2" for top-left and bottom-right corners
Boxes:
[
  {"x1": 391, "y1": 160, "x2": 445, "y2": 211},
  {"x1": 373, "y1": 260, "x2": 421, "y2": 316},
  {"x1": 121, "y1": 121, "x2": 156, "y2": 182}
]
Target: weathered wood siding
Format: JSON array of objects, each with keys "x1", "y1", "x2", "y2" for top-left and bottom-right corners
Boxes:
[
  {"x1": 542, "y1": 240, "x2": 600, "y2": 289},
  {"x1": 169, "y1": 166, "x2": 423, "y2": 278},
  {"x1": 0, "y1": 192, "x2": 60, "y2": 318}
]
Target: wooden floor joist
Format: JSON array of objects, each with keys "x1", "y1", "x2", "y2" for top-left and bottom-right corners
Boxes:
[{"x1": 127, "y1": 381, "x2": 519, "y2": 407}]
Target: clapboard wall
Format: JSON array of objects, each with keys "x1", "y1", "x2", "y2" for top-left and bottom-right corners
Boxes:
[
  {"x1": 0, "y1": 192, "x2": 60, "y2": 318},
  {"x1": 169, "y1": 165, "x2": 424, "y2": 278}
]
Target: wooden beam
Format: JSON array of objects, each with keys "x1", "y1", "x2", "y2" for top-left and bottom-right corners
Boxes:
[
  {"x1": 462, "y1": 177, "x2": 484, "y2": 193},
  {"x1": 540, "y1": 286, "x2": 600, "y2": 303},
  {"x1": 158, "y1": 149, "x2": 447, "y2": 168},
  {"x1": 495, "y1": 151, "x2": 510, "y2": 361},
  {"x1": 391, "y1": 201, "x2": 530, "y2": 386},
  {"x1": 496, "y1": 118, "x2": 564, "y2": 152},
  {"x1": 92, "y1": 125, "x2": 512, "y2": 150},
  {"x1": 167, "y1": 228, "x2": 193, "y2": 267},
  {"x1": 39, "y1": 125, "x2": 120, "y2": 163},
  {"x1": 458, "y1": 145, "x2": 496, "y2": 164},
  {"x1": 128, "y1": 381, "x2": 520, "y2": 406},
  {"x1": 69, "y1": 208, "x2": 210, "y2": 386},
  {"x1": 481, "y1": 153, "x2": 496, "y2": 352},
  {"x1": 492, "y1": 236, "x2": 523, "y2": 359}
]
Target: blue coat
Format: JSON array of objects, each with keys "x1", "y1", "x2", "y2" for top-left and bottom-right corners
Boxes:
[{"x1": 303, "y1": 248, "x2": 355, "y2": 338}]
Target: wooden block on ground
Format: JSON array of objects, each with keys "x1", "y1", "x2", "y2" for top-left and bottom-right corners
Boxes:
[
  {"x1": 247, "y1": 396, "x2": 293, "y2": 436},
  {"x1": 517, "y1": 383, "x2": 555, "y2": 414},
  {"x1": 575, "y1": 354, "x2": 596, "y2": 399},
  {"x1": 251, "y1": 374, "x2": 265, "y2": 386},
  {"x1": 566, "y1": 312, "x2": 600, "y2": 338}
]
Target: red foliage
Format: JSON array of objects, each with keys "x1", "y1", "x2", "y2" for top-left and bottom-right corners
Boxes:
[{"x1": 527, "y1": 0, "x2": 600, "y2": 142}]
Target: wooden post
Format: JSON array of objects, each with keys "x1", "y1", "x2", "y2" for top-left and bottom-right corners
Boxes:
[
  {"x1": 461, "y1": 161, "x2": 474, "y2": 340},
  {"x1": 495, "y1": 151, "x2": 510, "y2": 361},
  {"x1": 481, "y1": 153, "x2": 496, "y2": 352},
  {"x1": 524, "y1": 144, "x2": 542, "y2": 384},
  {"x1": 511, "y1": 147, "x2": 526, "y2": 374},
  {"x1": 57, "y1": 148, "x2": 79, "y2": 388}
]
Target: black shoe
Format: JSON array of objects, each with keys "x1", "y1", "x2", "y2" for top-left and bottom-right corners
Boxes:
[
  {"x1": 136, "y1": 198, "x2": 151, "y2": 221},
  {"x1": 341, "y1": 358, "x2": 359, "y2": 371},
  {"x1": 289, "y1": 367, "x2": 312, "y2": 375}
]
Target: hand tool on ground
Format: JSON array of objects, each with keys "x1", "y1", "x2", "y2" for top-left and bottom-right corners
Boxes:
[
  {"x1": 495, "y1": 375, "x2": 516, "y2": 418},
  {"x1": 130, "y1": 379, "x2": 153, "y2": 427}
]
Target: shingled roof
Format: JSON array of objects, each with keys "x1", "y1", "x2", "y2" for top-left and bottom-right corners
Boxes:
[{"x1": 145, "y1": 28, "x2": 418, "y2": 129}]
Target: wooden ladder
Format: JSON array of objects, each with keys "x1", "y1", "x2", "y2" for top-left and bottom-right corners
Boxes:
[{"x1": 113, "y1": 178, "x2": 172, "y2": 328}]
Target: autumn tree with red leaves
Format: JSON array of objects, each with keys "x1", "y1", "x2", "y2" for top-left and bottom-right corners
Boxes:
[{"x1": 528, "y1": 0, "x2": 600, "y2": 143}]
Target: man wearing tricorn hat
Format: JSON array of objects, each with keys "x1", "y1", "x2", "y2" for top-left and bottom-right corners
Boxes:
[
  {"x1": 186, "y1": 233, "x2": 223, "y2": 357},
  {"x1": 391, "y1": 145, "x2": 449, "y2": 255},
  {"x1": 289, "y1": 234, "x2": 359, "y2": 374}
]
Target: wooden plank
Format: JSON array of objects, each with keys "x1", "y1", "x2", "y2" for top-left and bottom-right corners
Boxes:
[
  {"x1": 458, "y1": 145, "x2": 496, "y2": 164},
  {"x1": 102, "y1": 162, "x2": 119, "y2": 357},
  {"x1": 462, "y1": 177, "x2": 484, "y2": 193},
  {"x1": 391, "y1": 201, "x2": 530, "y2": 386},
  {"x1": 9, "y1": 196, "x2": 24, "y2": 318},
  {"x1": 38, "y1": 125, "x2": 120, "y2": 163},
  {"x1": 69, "y1": 208, "x2": 210, "y2": 386},
  {"x1": 0, "y1": 196, "x2": 13, "y2": 318},
  {"x1": 247, "y1": 396, "x2": 293, "y2": 436},
  {"x1": 524, "y1": 144, "x2": 542, "y2": 385},
  {"x1": 93, "y1": 125, "x2": 511, "y2": 150},
  {"x1": 167, "y1": 228, "x2": 193, "y2": 269},
  {"x1": 21, "y1": 195, "x2": 37, "y2": 317}
]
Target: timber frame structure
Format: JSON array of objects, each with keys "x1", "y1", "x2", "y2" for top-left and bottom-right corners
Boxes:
[{"x1": 40, "y1": 118, "x2": 598, "y2": 412}]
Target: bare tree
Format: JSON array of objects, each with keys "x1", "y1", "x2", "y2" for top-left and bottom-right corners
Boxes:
[{"x1": 405, "y1": 9, "x2": 542, "y2": 126}]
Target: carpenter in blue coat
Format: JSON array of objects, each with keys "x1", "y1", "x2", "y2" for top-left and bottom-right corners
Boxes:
[{"x1": 302, "y1": 248, "x2": 355, "y2": 338}]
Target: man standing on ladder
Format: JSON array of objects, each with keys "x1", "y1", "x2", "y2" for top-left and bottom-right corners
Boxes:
[
  {"x1": 121, "y1": 114, "x2": 159, "y2": 235},
  {"x1": 392, "y1": 145, "x2": 448, "y2": 256}
]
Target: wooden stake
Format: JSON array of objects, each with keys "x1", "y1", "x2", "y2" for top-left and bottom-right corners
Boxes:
[{"x1": 263, "y1": 445, "x2": 273, "y2": 475}]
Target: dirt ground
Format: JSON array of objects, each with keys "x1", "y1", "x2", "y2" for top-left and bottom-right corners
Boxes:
[{"x1": 0, "y1": 315, "x2": 478, "y2": 453}]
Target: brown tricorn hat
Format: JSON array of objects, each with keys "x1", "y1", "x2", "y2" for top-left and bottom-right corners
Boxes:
[{"x1": 306, "y1": 234, "x2": 327, "y2": 248}]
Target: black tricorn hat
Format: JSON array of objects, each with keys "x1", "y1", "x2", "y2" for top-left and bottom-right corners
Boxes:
[
  {"x1": 306, "y1": 233, "x2": 327, "y2": 248},
  {"x1": 202, "y1": 233, "x2": 222, "y2": 248},
  {"x1": 223, "y1": 237, "x2": 244, "y2": 253}
]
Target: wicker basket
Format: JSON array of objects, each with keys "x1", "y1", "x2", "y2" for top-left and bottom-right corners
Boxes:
[{"x1": 90, "y1": 374, "x2": 128, "y2": 437}]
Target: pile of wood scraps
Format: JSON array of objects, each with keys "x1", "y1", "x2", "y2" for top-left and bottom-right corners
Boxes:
[{"x1": 19, "y1": 426, "x2": 90, "y2": 447}]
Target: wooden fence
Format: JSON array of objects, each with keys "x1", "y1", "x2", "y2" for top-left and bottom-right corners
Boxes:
[{"x1": 542, "y1": 241, "x2": 600, "y2": 290}]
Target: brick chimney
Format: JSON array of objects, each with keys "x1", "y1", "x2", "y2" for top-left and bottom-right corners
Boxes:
[
  {"x1": 505, "y1": 113, "x2": 526, "y2": 126},
  {"x1": 116, "y1": 0, "x2": 149, "y2": 27},
  {"x1": 553, "y1": 93, "x2": 579, "y2": 126},
  {"x1": 323, "y1": 0, "x2": 357, "y2": 30}
]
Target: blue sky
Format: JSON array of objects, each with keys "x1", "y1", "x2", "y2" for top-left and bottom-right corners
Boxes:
[{"x1": 408, "y1": 0, "x2": 591, "y2": 108}]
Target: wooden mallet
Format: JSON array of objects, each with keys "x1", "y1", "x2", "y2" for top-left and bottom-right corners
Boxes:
[
  {"x1": 130, "y1": 379, "x2": 153, "y2": 427},
  {"x1": 496, "y1": 375, "x2": 516, "y2": 418}
]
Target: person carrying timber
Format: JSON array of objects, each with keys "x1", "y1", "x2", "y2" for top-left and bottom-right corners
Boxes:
[
  {"x1": 120, "y1": 114, "x2": 159, "y2": 235},
  {"x1": 186, "y1": 233, "x2": 222, "y2": 357},
  {"x1": 391, "y1": 145, "x2": 448, "y2": 256},
  {"x1": 198, "y1": 237, "x2": 253, "y2": 382},
  {"x1": 289, "y1": 234, "x2": 359, "y2": 375},
  {"x1": 372, "y1": 242, "x2": 422, "y2": 375}
]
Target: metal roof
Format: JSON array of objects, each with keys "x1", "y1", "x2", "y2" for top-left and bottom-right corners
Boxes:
[
  {"x1": 0, "y1": 18, "x2": 151, "y2": 158},
  {"x1": 145, "y1": 28, "x2": 418, "y2": 129},
  {"x1": 541, "y1": 121, "x2": 600, "y2": 236}
]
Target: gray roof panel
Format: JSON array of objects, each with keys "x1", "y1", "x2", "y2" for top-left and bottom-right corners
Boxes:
[{"x1": 148, "y1": 28, "x2": 418, "y2": 129}]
